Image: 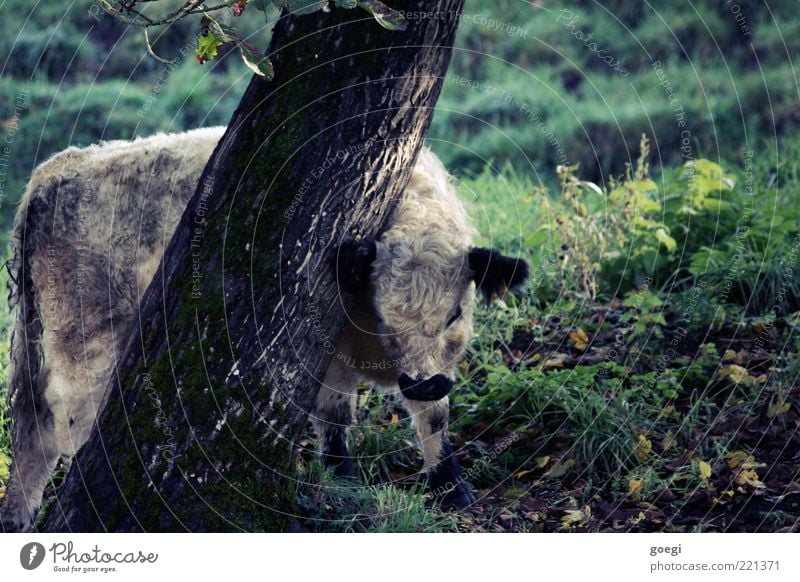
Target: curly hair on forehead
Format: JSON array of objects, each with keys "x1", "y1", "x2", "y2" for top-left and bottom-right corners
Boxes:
[{"x1": 371, "y1": 147, "x2": 478, "y2": 316}]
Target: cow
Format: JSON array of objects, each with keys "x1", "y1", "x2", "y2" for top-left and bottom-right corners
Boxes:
[{"x1": 0, "y1": 127, "x2": 528, "y2": 532}]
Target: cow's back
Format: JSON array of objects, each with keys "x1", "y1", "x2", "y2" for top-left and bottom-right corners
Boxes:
[
  {"x1": 13, "y1": 127, "x2": 222, "y2": 346},
  {"x1": 7, "y1": 127, "x2": 223, "y2": 455}
]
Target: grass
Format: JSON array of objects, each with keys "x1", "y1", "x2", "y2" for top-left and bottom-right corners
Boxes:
[{"x1": 295, "y1": 462, "x2": 461, "y2": 533}]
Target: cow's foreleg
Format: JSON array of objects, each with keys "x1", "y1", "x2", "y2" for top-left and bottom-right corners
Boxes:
[
  {"x1": 311, "y1": 358, "x2": 358, "y2": 478},
  {"x1": 402, "y1": 396, "x2": 475, "y2": 508}
]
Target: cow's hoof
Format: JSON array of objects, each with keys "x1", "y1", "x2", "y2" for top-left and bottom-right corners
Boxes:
[
  {"x1": 322, "y1": 429, "x2": 358, "y2": 480},
  {"x1": 439, "y1": 482, "x2": 476, "y2": 510},
  {"x1": 331, "y1": 457, "x2": 358, "y2": 480}
]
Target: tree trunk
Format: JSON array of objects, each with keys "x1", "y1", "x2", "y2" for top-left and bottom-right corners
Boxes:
[{"x1": 41, "y1": 1, "x2": 464, "y2": 532}]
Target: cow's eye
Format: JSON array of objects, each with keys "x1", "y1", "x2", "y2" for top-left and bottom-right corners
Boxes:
[{"x1": 445, "y1": 305, "x2": 463, "y2": 328}]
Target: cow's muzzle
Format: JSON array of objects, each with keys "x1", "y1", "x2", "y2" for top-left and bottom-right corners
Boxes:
[{"x1": 398, "y1": 373, "x2": 453, "y2": 401}]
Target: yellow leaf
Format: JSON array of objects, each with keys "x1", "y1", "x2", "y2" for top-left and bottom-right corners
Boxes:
[
  {"x1": 569, "y1": 328, "x2": 589, "y2": 351},
  {"x1": 768, "y1": 400, "x2": 790, "y2": 418},
  {"x1": 725, "y1": 451, "x2": 765, "y2": 470},
  {"x1": 535, "y1": 455, "x2": 550, "y2": 469},
  {"x1": 755, "y1": 374, "x2": 768, "y2": 384},
  {"x1": 718, "y1": 364, "x2": 753, "y2": 384},
  {"x1": 628, "y1": 478, "x2": 643, "y2": 495},
  {"x1": 561, "y1": 505, "x2": 591, "y2": 528},
  {"x1": 722, "y1": 349, "x2": 737, "y2": 361},
  {"x1": 655, "y1": 228, "x2": 677, "y2": 253},
  {"x1": 698, "y1": 460, "x2": 712, "y2": 480},
  {"x1": 635, "y1": 434, "x2": 652, "y2": 461},
  {"x1": 389, "y1": 413, "x2": 399, "y2": 426},
  {"x1": 725, "y1": 451, "x2": 751, "y2": 469},
  {"x1": 514, "y1": 469, "x2": 536, "y2": 479},
  {"x1": 632, "y1": 511, "x2": 646, "y2": 524},
  {"x1": 543, "y1": 353, "x2": 568, "y2": 369},
  {"x1": 737, "y1": 468, "x2": 765, "y2": 489}
]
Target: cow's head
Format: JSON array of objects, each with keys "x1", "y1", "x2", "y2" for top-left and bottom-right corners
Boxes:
[{"x1": 335, "y1": 236, "x2": 528, "y2": 401}]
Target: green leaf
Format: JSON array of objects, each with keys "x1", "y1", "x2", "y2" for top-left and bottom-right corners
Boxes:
[
  {"x1": 357, "y1": 0, "x2": 407, "y2": 30},
  {"x1": 655, "y1": 227, "x2": 677, "y2": 252},
  {"x1": 701, "y1": 197, "x2": 732, "y2": 212},
  {"x1": 633, "y1": 178, "x2": 658, "y2": 193},
  {"x1": 210, "y1": 19, "x2": 238, "y2": 43},
  {"x1": 633, "y1": 217, "x2": 659, "y2": 229},
  {"x1": 526, "y1": 228, "x2": 549, "y2": 247},
  {"x1": 635, "y1": 194, "x2": 661, "y2": 213},
  {"x1": 695, "y1": 159, "x2": 730, "y2": 184},
  {"x1": 196, "y1": 31, "x2": 224, "y2": 63},
  {"x1": 238, "y1": 40, "x2": 275, "y2": 79}
]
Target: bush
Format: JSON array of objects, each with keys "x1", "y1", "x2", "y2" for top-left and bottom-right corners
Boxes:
[{"x1": 2, "y1": 25, "x2": 98, "y2": 81}]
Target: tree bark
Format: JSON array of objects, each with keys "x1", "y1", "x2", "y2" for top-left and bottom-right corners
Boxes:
[{"x1": 41, "y1": 0, "x2": 464, "y2": 532}]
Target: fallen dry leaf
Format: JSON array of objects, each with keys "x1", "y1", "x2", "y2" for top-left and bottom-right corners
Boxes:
[
  {"x1": 718, "y1": 364, "x2": 754, "y2": 384},
  {"x1": 545, "y1": 458, "x2": 575, "y2": 478},
  {"x1": 561, "y1": 505, "x2": 591, "y2": 528},
  {"x1": 635, "y1": 435, "x2": 652, "y2": 461},
  {"x1": 543, "y1": 353, "x2": 569, "y2": 369},
  {"x1": 737, "y1": 468, "x2": 766, "y2": 489},
  {"x1": 725, "y1": 451, "x2": 765, "y2": 470},
  {"x1": 768, "y1": 400, "x2": 790, "y2": 418},
  {"x1": 569, "y1": 327, "x2": 589, "y2": 351}
]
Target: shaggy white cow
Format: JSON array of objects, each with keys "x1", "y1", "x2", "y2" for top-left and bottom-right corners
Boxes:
[{"x1": 0, "y1": 127, "x2": 528, "y2": 532}]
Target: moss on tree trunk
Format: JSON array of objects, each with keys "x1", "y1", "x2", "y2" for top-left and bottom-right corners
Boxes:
[{"x1": 41, "y1": 0, "x2": 464, "y2": 532}]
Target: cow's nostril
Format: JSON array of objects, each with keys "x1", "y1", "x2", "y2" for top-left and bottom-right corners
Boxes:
[
  {"x1": 398, "y1": 373, "x2": 419, "y2": 393},
  {"x1": 398, "y1": 373, "x2": 453, "y2": 401}
]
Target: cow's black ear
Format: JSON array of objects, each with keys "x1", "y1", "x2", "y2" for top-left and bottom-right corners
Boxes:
[
  {"x1": 468, "y1": 247, "x2": 529, "y2": 303},
  {"x1": 334, "y1": 238, "x2": 377, "y2": 291}
]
